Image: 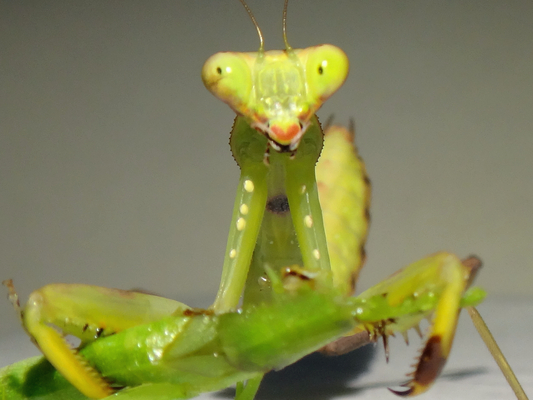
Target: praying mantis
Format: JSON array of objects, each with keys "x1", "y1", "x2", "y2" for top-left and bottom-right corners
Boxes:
[{"x1": 0, "y1": 1, "x2": 530, "y2": 400}]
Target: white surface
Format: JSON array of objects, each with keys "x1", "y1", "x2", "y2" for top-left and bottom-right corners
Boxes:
[{"x1": 2, "y1": 297, "x2": 532, "y2": 400}]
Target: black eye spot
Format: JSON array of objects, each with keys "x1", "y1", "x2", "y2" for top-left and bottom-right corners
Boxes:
[
  {"x1": 318, "y1": 65, "x2": 324, "y2": 75},
  {"x1": 216, "y1": 66, "x2": 222, "y2": 74}
]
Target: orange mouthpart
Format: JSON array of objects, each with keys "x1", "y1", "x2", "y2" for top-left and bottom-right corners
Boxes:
[{"x1": 270, "y1": 123, "x2": 301, "y2": 145}]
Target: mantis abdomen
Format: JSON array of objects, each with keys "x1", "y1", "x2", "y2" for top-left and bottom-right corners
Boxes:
[{"x1": 317, "y1": 125, "x2": 371, "y2": 296}]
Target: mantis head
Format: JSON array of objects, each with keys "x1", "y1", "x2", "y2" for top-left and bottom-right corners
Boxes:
[
  {"x1": 201, "y1": 1, "x2": 348, "y2": 152},
  {"x1": 202, "y1": 45, "x2": 348, "y2": 152}
]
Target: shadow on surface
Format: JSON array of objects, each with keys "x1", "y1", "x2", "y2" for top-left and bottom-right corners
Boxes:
[
  {"x1": 215, "y1": 345, "x2": 489, "y2": 400},
  {"x1": 216, "y1": 343, "x2": 376, "y2": 400},
  {"x1": 358, "y1": 366, "x2": 488, "y2": 394},
  {"x1": 441, "y1": 367, "x2": 488, "y2": 381}
]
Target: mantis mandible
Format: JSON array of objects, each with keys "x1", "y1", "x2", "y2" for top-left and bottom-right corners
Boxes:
[{"x1": 0, "y1": 2, "x2": 528, "y2": 400}]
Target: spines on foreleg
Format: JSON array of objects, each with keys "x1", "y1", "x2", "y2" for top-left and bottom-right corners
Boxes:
[{"x1": 380, "y1": 255, "x2": 483, "y2": 396}]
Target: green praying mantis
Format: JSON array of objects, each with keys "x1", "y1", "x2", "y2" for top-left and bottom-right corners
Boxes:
[{"x1": 0, "y1": 1, "x2": 529, "y2": 400}]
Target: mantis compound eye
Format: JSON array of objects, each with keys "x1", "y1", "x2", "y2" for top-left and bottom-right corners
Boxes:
[
  {"x1": 304, "y1": 44, "x2": 349, "y2": 103},
  {"x1": 201, "y1": 52, "x2": 253, "y2": 115}
]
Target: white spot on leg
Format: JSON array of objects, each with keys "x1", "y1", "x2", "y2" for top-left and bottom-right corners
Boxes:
[
  {"x1": 304, "y1": 215, "x2": 313, "y2": 228},
  {"x1": 229, "y1": 249, "x2": 237, "y2": 259},
  {"x1": 244, "y1": 180, "x2": 254, "y2": 192},
  {"x1": 239, "y1": 204, "x2": 249, "y2": 215},
  {"x1": 300, "y1": 185, "x2": 306, "y2": 194},
  {"x1": 313, "y1": 249, "x2": 320, "y2": 260},
  {"x1": 236, "y1": 218, "x2": 246, "y2": 231}
]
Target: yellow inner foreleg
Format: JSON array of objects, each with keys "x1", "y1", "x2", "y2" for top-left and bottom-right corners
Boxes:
[
  {"x1": 12, "y1": 283, "x2": 189, "y2": 399},
  {"x1": 354, "y1": 253, "x2": 483, "y2": 396}
]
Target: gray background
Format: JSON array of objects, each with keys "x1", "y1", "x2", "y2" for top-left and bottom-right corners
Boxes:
[{"x1": 1, "y1": 0, "x2": 532, "y2": 337}]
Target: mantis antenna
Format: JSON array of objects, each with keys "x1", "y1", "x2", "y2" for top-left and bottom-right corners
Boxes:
[
  {"x1": 238, "y1": 0, "x2": 264, "y2": 52},
  {"x1": 282, "y1": 0, "x2": 292, "y2": 50}
]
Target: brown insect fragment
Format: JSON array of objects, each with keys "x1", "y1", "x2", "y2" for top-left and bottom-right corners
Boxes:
[
  {"x1": 383, "y1": 334, "x2": 390, "y2": 363},
  {"x1": 389, "y1": 335, "x2": 446, "y2": 397},
  {"x1": 183, "y1": 308, "x2": 214, "y2": 317},
  {"x1": 402, "y1": 331, "x2": 409, "y2": 345},
  {"x1": 319, "y1": 331, "x2": 373, "y2": 356},
  {"x1": 413, "y1": 335, "x2": 446, "y2": 385},
  {"x1": 414, "y1": 324, "x2": 423, "y2": 339}
]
